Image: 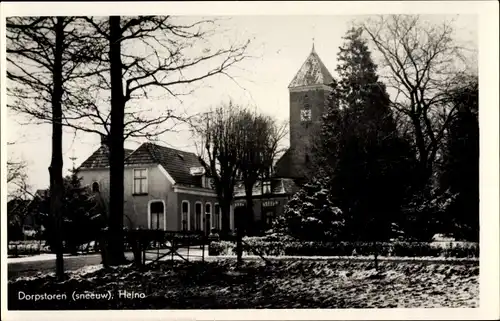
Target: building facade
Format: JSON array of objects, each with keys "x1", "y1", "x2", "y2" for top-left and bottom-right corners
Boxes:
[
  {"x1": 76, "y1": 45, "x2": 334, "y2": 236},
  {"x1": 232, "y1": 178, "x2": 299, "y2": 235},
  {"x1": 77, "y1": 139, "x2": 234, "y2": 234},
  {"x1": 275, "y1": 44, "x2": 334, "y2": 180},
  {"x1": 233, "y1": 44, "x2": 334, "y2": 234}
]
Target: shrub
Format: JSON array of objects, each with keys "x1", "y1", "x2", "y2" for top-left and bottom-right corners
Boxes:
[
  {"x1": 208, "y1": 241, "x2": 235, "y2": 256},
  {"x1": 208, "y1": 237, "x2": 479, "y2": 258},
  {"x1": 274, "y1": 178, "x2": 346, "y2": 241},
  {"x1": 8, "y1": 240, "x2": 51, "y2": 257},
  {"x1": 34, "y1": 169, "x2": 106, "y2": 254}
]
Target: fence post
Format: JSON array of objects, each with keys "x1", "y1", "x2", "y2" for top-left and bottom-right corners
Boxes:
[
  {"x1": 171, "y1": 236, "x2": 174, "y2": 263},
  {"x1": 142, "y1": 238, "x2": 146, "y2": 266},
  {"x1": 187, "y1": 240, "x2": 190, "y2": 261},
  {"x1": 100, "y1": 230, "x2": 109, "y2": 269},
  {"x1": 202, "y1": 236, "x2": 205, "y2": 262}
]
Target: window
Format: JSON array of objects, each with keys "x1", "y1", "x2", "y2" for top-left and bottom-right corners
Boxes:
[
  {"x1": 202, "y1": 175, "x2": 209, "y2": 188},
  {"x1": 92, "y1": 181, "x2": 100, "y2": 193},
  {"x1": 202, "y1": 176, "x2": 214, "y2": 189},
  {"x1": 305, "y1": 154, "x2": 310, "y2": 164},
  {"x1": 181, "y1": 201, "x2": 190, "y2": 231},
  {"x1": 195, "y1": 202, "x2": 202, "y2": 231},
  {"x1": 214, "y1": 204, "x2": 221, "y2": 230},
  {"x1": 205, "y1": 203, "x2": 212, "y2": 232},
  {"x1": 265, "y1": 211, "x2": 275, "y2": 228},
  {"x1": 149, "y1": 200, "x2": 165, "y2": 230},
  {"x1": 263, "y1": 181, "x2": 272, "y2": 194},
  {"x1": 304, "y1": 94, "x2": 310, "y2": 109},
  {"x1": 133, "y1": 168, "x2": 148, "y2": 195}
]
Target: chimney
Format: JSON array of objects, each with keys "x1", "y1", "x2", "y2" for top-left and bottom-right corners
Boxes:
[{"x1": 100, "y1": 134, "x2": 108, "y2": 146}]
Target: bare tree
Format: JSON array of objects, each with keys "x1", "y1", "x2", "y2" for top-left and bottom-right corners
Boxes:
[
  {"x1": 261, "y1": 119, "x2": 288, "y2": 179},
  {"x1": 194, "y1": 101, "x2": 246, "y2": 239},
  {"x1": 8, "y1": 16, "x2": 250, "y2": 265},
  {"x1": 7, "y1": 147, "x2": 27, "y2": 186},
  {"x1": 70, "y1": 16, "x2": 251, "y2": 265},
  {"x1": 193, "y1": 104, "x2": 286, "y2": 264},
  {"x1": 238, "y1": 113, "x2": 287, "y2": 227},
  {"x1": 237, "y1": 112, "x2": 287, "y2": 264},
  {"x1": 6, "y1": 17, "x2": 94, "y2": 280},
  {"x1": 361, "y1": 15, "x2": 475, "y2": 190}
]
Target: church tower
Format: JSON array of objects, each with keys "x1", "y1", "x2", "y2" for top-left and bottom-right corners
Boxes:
[{"x1": 275, "y1": 44, "x2": 334, "y2": 180}]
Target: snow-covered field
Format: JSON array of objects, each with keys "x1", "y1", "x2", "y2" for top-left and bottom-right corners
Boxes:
[{"x1": 8, "y1": 259, "x2": 478, "y2": 309}]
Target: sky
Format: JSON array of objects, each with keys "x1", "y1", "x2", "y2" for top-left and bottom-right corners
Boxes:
[{"x1": 6, "y1": 14, "x2": 478, "y2": 192}]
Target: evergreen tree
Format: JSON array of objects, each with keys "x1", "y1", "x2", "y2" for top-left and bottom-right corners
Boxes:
[
  {"x1": 36, "y1": 168, "x2": 106, "y2": 254},
  {"x1": 274, "y1": 175, "x2": 345, "y2": 241},
  {"x1": 318, "y1": 27, "x2": 417, "y2": 241}
]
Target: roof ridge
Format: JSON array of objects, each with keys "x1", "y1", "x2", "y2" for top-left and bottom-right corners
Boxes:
[
  {"x1": 147, "y1": 141, "x2": 198, "y2": 158},
  {"x1": 122, "y1": 143, "x2": 144, "y2": 162}
]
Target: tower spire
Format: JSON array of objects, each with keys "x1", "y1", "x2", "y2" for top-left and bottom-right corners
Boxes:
[
  {"x1": 69, "y1": 149, "x2": 77, "y2": 171},
  {"x1": 312, "y1": 23, "x2": 316, "y2": 52}
]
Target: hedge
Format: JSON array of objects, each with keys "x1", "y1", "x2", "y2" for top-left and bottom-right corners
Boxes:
[
  {"x1": 8, "y1": 240, "x2": 51, "y2": 257},
  {"x1": 208, "y1": 237, "x2": 479, "y2": 258}
]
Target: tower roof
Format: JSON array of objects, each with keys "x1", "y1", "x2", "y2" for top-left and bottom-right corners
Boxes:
[{"x1": 288, "y1": 46, "x2": 334, "y2": 88}]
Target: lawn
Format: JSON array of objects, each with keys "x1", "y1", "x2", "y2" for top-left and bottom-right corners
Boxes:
[{"x1": 8, "y1": 259, "x2": 478, "y2": 309}]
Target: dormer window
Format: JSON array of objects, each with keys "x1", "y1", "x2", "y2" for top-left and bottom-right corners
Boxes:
[{"x1": 189, "y1": 166, "x2": 205, "y2": 176}]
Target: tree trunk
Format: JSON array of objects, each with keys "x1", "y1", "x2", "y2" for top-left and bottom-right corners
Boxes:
[
  {"x1": 236, "y1": 225, "x2": 243, "y2": 267},
  {"x1": 49, "y1": 17, "x2": 65, "y2": 281},
  {"x1": 107, "y1": 15, "x2": 127, "y2": 265},
  {"x1": 244, "y1": 186, "x2": 254, "y2": 236},
  {"x1": 220, "y1": 201, "x2": 231, "y2": 238}
]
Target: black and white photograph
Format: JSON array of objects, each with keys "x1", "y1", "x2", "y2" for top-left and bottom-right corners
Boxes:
[{"x1": 1, "y1": 1, "x2": 498, "y2": 320}]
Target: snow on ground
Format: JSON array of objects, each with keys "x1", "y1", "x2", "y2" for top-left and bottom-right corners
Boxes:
[
  {"x1": 11, "y1": 263, "x2": 106, "y2": 283},
  {"x1": 8, "y1": 258, "x2": 478, "y2": 309},
  {"x1": 7, "y1": 253, "x2": 59, "y2": 263}
]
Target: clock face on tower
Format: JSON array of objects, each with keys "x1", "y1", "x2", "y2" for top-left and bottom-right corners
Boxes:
[{"x1": 301, "y1": 109, "x2": 311, "y2": 122}]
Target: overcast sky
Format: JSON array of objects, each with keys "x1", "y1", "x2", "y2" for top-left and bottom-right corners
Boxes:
[{"x1": 6, "y1": 14, "x2": 478, "y2": 191}]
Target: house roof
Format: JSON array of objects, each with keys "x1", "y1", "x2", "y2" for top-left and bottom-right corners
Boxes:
[
  {"x1": 234, "y1": 178, "x2": 298, "y2": 198},
  {"x1": 124, "y1": 142, "x2": 205, "y2": 187},
  {"x1": 288, "y1": 45, "x2": 334, "y2": 88},
  {"x1": 34, "y1": 189, "x2": 49, "y2": 199},
  {"x1": 274, "y1": 148, "x2": 293, "y2": 178},
  {"x1": 78, "y1": 145, "x2": 134, "y2": 170},
  {"x1": 7, "y1": 199, "x2": 32, "y2": 214}
]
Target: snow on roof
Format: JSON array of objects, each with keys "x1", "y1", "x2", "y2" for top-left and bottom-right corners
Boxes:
[{"x1": 288, "y1": 46, "x2": 334, "y2": 88}]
